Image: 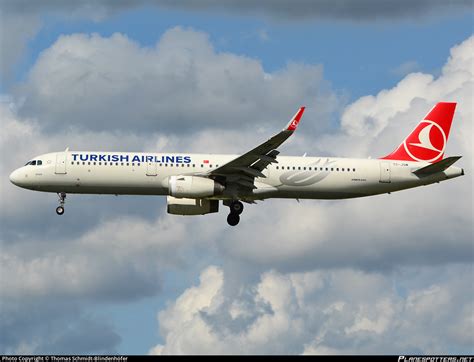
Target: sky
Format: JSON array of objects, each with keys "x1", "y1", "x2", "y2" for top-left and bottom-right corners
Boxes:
[{"x1": 0, "y1": 0, "x2": 473, "y2": 355}]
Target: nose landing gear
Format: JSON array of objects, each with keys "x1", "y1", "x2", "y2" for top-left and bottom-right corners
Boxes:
[
  {"x1": 56, "y1": 192, "x2": 66, "y2": 215},
  {"x1": 226, "y1": 200, "x2": 243, "y2": 226}
]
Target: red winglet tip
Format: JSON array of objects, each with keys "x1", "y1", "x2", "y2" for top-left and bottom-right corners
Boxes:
[{"x1": 287, "y1": 107, "x2": 305, "y2": 131}]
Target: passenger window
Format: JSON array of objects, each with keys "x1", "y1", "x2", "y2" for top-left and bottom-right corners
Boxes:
[
  {"x1": 353, "y1": 168, "x2": 356, "y2": 171},
  {"x1": 342, "y1": 168, "x2": 345, "y2": 171},
  {"x1": 331, "y1": 168, "x2": 333, "y2": 171},
  {"x1": 336, "y1": 168, "x2": 339, "y2": 171}
]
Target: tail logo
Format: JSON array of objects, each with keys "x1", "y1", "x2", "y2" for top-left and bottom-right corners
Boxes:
[{"x1": 403, "y1": 120, "x2": 446, "y2": 162}]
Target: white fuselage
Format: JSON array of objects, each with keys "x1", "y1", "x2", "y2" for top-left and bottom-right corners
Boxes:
[{"x1": 9, "y1": 151, "x2": 464, "y2": 200}]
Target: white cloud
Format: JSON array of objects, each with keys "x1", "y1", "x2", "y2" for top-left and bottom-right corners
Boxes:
[
  {"x1": 320, "y1": 36, "x2": 473, "y2": 159},
  {"x1": 151, "y1": 265, "x2": 474, "y2": 354},
  {"x1": 15, "y1": 27, "x2": 338, "y2": 135}
]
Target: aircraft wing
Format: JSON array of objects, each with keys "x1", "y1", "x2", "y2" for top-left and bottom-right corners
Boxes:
[{"x1": 207, "y1": 107, "x2": 305, "y2": 194}]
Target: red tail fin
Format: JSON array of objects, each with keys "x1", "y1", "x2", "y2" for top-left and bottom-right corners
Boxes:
[{"x1": 381, "y1": 102, "x2": 456, "y2": 163}]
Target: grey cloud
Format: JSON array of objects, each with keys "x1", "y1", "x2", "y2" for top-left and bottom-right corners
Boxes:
[
  {"x1": 0, "y1": 12, "x2": 41, "y2": 82},
  {"x1": 0, "y1": 301, "x2": 120, "y2": 354},
  {"x1": 40, "y1": 317, "x2": 121, "y2": 354},
  {"x1": 1, "y1": 0, "x2": 471, "y2": 20}
]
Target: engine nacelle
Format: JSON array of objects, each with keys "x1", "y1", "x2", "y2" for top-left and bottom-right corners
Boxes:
[
  {"x1": 167, "y1": 176, "x2": 224, "y2": 198},
  {"x1": 167, "y1": 196, "x2": 219, "y2": 215}
]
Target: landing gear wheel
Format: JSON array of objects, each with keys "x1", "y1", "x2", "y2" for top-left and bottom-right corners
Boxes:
[
  {"x1": 56, "y1": 192, "x2": 66, "y2": 216},
  {"x1": 227, "y1": 213, "x2": 240, "y2": 226},
  {"x1": 230, "y1": 201, "x2": 244, "y2": 215}
]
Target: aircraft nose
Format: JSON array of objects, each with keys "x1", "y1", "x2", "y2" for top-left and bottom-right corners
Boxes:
[{"x1": 9, "y1": 169, "x2": 22, "y2": 186}]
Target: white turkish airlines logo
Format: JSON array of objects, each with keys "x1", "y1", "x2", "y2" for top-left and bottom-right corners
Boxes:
[
  {"x1": 403, "y1": 120, "x2": 446, "y2": 162},
  {"x1": 291, "y1": 119, "x2": 299, "y2": 128}
]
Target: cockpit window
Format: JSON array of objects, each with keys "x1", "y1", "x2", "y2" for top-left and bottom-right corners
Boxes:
[{"x1": 25, "y1": 160, "x2": 42, "y2": 166}]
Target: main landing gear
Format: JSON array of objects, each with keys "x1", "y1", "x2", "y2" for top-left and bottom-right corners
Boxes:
[
  {"x1": 56, "y1": 192, "x2": 66, "y2": 215},
  {"x1": 226, "y1": 200, "x2": 244, "y2": 226}
]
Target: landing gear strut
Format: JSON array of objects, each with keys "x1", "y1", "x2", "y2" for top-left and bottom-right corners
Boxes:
[
  {"x1": 56, "y1": 192, "x2": 66, "y2": 215},
  {"x1": 226, "y1": 200, "x2": 244, "y2": 226}
]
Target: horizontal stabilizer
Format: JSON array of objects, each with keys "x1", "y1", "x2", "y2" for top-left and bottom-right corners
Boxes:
[{"x1": 413, "y1": 156, "x2": 462, "y2": 177}]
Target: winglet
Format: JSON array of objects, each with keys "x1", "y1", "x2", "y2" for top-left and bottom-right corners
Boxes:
[{"x1": 285, "y1": 107, "x2": 305, "y2": 131}]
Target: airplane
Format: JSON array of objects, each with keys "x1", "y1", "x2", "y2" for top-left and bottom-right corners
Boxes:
[{"x1": 9, "y1": 102, "x2": 464, "y2": 226}]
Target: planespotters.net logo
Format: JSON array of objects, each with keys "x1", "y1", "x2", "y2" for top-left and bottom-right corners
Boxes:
[
  {"x1": 398, "y1": 356, "x2": 473, "y2": 362},
  {"x1": 403, "y1": 119, "x2": 447, "y2": 163}
]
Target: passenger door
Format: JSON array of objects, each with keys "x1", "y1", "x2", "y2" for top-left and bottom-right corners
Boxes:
[
  {"x1": 379, "y1": 161, "x2": 391, "y2": 183},
  {"x1": 55, "y1": 152, "x2": 67, "y2": 174}
]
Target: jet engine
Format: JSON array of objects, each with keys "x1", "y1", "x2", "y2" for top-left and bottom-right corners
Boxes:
[
  {"x1": 167, "y1": 176, "x2": 224, "y2": 198},
  {"x1": 167, "y1": 196, "x2": 219, "y2": 215}
]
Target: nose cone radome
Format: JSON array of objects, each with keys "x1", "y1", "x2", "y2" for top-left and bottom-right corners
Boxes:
[{"x1": 9, "y1": 168, "x2": 23, "y2": 186}]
